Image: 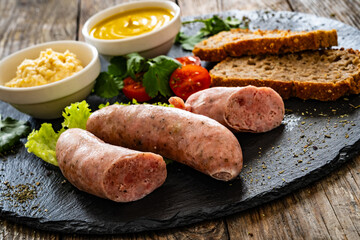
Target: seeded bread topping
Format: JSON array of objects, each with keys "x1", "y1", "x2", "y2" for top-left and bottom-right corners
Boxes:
[
  {"x1": 210, "y1": 49, "x2": 360, "y2": 101},
  {"x1": 193, "y1": 29, "x2": 338, "y2": 62}
]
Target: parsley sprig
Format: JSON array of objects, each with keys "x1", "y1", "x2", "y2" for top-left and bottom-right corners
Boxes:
[
  {"x1": 175, "y1": 15, "x2": 250, "y2": 51},
  {"x1": 93, "y1": 53, "x2": 181, "y2": 99}
]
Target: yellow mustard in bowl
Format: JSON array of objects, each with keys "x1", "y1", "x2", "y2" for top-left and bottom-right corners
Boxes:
[{"x1": 90, "y1": 7, "x2": 174, "y2": 40}]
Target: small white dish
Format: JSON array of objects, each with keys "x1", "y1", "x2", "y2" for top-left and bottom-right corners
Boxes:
[
  {"x1": 82, "y1": 0, "x2": 181, "y2": 58},
  {"x1": 0, "y1": 41, "x2": 101, "y2": 119}
]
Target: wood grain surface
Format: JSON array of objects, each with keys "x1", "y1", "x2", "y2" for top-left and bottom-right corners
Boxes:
[{"x1": 0, "y1": 0, "x2": 359, "y2": 239}]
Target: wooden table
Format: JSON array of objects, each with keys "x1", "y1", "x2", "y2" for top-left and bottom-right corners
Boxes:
[{"x1": 1, "y1": 0, "x2": 359, "y2": 239}]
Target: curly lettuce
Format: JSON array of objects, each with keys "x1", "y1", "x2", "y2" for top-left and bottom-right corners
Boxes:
[
  {"x1": 25, "y1": 123, "x2": 62, "y2": 166},
  {"x1": 61, "y1": 101, "x2": 92, "y2": 130},
  {"x1": 25, "y1": 101, "x2": 92, "y2": 166},
  {"x1": 98, "y1": 99, "x2": 174, "y2": 109}
]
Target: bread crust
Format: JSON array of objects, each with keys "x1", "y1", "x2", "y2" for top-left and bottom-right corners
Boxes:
[
  {"x1": 210, "y1": 75, "x2": 293, "y2": 99},
  {"x1": 193, "y1": 29, "x2": 338, "y2": 62},
  {"x1": 209, "y1": 49, "x2": 360, "y2": 101}
]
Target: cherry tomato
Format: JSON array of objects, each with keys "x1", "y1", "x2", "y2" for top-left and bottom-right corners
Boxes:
[
  {"x1": 169, "y1": 65, "x2": 211, "y2": 100},
  {"x1": 122, "y1": 76, "x2": 152, "y2": 102},
  {"x1": 175, "y1": 56, "x2": 201, "y2": 66}
]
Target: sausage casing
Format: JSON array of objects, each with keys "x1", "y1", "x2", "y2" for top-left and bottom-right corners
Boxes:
[
  {"x1": 86, "y1": 105, "x2": 243, "y2": 181},
  {"x1": 56, "y1": 128, "x2": 167, "y2": 202},
  {"x1": 172, "y1": 86, "x2": 285, "y2": 133}
]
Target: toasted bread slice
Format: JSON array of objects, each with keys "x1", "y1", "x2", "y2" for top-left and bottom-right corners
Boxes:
[
  {"x1": 193, "y1": 29, "x2": 338, "y2": 62},
  {"x1": 209, "y1": 49, "x2": 360, "y2": 101}
]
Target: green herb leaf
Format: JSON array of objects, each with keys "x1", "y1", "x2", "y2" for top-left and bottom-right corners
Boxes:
[
  {"x1": 93, "y1": 72, "x2": 120, "y2": 98},
  {"x1": 25, "y1": 101, "x2": 92, "y2": 166},
  {"x1": 176, "y1": 15, "x2": 247, "y2": 51},
  {"x1": 126, "y1": 53, "x2": 147, "y2": 80},
  {"x1": 201, "y1": 15, "x2": 231, "y2": 35},
  {"x1": 25, "y1": 123, "x2": 61, "y2": 166},
  {"x1": 93, "y1": 56, "x2": 127, "y2": 99},
  {"x1": 108, "y1": 56, "x2": 127, "y2": 77},
  {"x1": 224, "y1": 16, "x2": 242, "y2": 28},
  {"x1": 94, "y1": 53, "x2": 180, "y2": 99},
  {"x1": 175, "y1": 32, "x2": 207, "y2": 51},
  {"x1": 113, "y1": 76, "x2": 124, "y2": 90},
  {"x1": 142, "y1": 56, "x2": 181, "y2": 97},
  {"x1": 0, "y1": 115, "x2": 30, "y2": 153}
]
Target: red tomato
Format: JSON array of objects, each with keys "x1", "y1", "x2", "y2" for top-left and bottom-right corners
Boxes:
[
  {"x1": 175, "y1": 56, "x2": 201, "y2": 66},
  {"x1": 169, "y1": 65, "x2": 211, "y2": 100},
  {"x1": 122, "y1": 76, "x2": 152, "y2": 102}
]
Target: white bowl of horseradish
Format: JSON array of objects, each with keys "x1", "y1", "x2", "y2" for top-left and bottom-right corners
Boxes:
[{"x1": 0, "y1": 41, "x2": 100, "y2": 119}]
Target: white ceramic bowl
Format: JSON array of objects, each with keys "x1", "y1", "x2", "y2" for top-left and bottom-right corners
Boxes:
[
  {"x1": 82, "y1": 0, "x2": 181, "y2": 58},
  {"x1": 0, "y1": 41, "x2": 101, "y2": 119}
]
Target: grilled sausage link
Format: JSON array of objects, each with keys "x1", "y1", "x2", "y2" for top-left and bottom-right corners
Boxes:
[
  {"x1": 86, "y1": 105, "x2": 243, "y2": 181},
  {"x1": 56, "y1": 128, "x2": 167, "y2": 202},
  {"x1": 169, "y1": 86, "x2": 285, "y2": 133}
]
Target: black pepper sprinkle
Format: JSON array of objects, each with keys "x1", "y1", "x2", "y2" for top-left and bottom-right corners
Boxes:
[{"x1": 2, "y1": 182, "x2": 38, "y2": 204}]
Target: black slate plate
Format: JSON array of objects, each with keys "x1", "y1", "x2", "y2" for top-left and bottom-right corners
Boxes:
[{"x1": 1, "y1": 10, "x2": 360, "y2": 234}]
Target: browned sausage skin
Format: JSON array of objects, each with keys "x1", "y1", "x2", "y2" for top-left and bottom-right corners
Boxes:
[
  {"x1": 86, "y1": 105, "x2": 243, "y2": 181},
  {"x1": 56, "y1": 128, "x2": 167, "y2": 202},
  {"x1": 170, "y1": 86, "x2": 285, "y2": 133}
]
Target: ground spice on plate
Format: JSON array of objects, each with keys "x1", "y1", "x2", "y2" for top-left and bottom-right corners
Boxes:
[{"x1": 2, "y1": 181, "x2": 38, "y2": 204}]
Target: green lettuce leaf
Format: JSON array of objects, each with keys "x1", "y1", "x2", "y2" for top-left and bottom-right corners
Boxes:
[
  {"x1": 98, "y1": 99, "x2": 174, "y2": 109},
  {"x1": 25, "y1": 101, "x2": 92, "y2": 166},
  {"x1": 25, "y1": 123, "x2": 62, "y2": 166},
  {"x1": 62, "y1": 101, "x2": 92, "y2": 130}
]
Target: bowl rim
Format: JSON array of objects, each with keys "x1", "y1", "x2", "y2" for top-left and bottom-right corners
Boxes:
[
  {"x1": 82, "y1": 0, "x2": 181, "y2": 43},
  {"x1": 0, "y1": 40, "x2": 99, "y2": 92}
]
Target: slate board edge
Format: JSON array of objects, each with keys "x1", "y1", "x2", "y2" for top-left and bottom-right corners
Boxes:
[
  {"x1": 1, "y1": 9, "x2": 360, "y2": 235},
  {"x1": 1, "y1": 138, "x2": 359, "y2": 235},
  {"x1": 179, "y1": 9, "x2": 360, "y2": 32}
]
